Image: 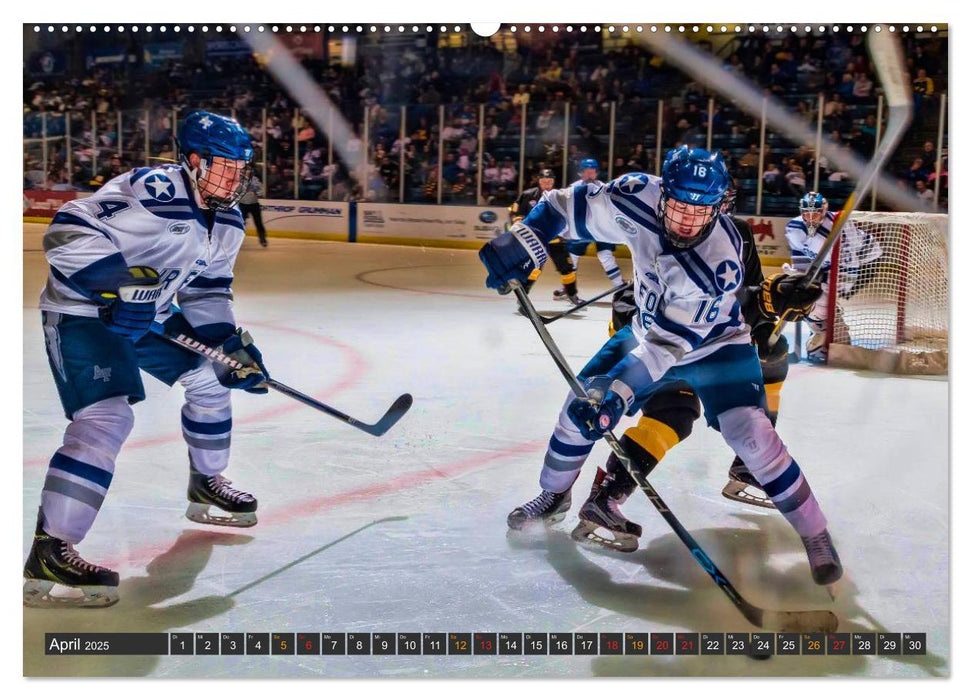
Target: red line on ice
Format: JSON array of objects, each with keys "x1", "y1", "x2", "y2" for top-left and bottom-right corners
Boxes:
[{"x1": 107, "y1": 439, "x2": 543, "y2": 569}]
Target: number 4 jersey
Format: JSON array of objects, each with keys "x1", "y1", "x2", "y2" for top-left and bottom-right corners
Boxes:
[
  {"x1": 520, "y1": 172, "x2": 752, "y2": 383},
  {"x1": 39, "y1": 165, "x2": 246, "y2": 337}
]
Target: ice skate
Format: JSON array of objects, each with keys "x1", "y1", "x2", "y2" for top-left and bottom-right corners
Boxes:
[
  {"x1": 721, "y1": 457, "x2": 776, "y2": 509},
  {"x1": 552, "y1": 287, "x2": 568, "y2": 300},
  {"x1": 571, "y1": 468, "x2": 642, "y2": 552},
  {"x1": 23, "y1": 513, "x2": 119, "y2": 608},
  {"x1": 801, "y1": 528, "x2": 843, "y2": 593},
  {"x1": 507, "y1": 489, "x2": 571, "y2": 530},
  {"x1": 186, "y1": 466, "x2": 258, "y2": 527}
]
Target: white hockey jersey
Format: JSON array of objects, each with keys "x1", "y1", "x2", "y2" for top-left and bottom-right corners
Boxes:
[
  {"x1": 522, "y1": 172, "x2": 751, "y2": 384},
  {"x1": 784, "y1": 211, "x2": 882, "y2": 295},
  {"x1": 39, "y1": 164, "x2": 246, "y2": 338}
]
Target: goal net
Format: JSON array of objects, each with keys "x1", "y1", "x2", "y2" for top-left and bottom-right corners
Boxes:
[{"x1": 826, "y1": 212, "x2": 948, "y2": 375}]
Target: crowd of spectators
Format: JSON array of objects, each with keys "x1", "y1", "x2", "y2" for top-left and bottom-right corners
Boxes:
[{"x1": 24, "y1": 29, "x2": 947, "y2": 211}]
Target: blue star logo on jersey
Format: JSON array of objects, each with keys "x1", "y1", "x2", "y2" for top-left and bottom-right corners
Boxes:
[
  {"x1": 618, "y1": 173, "x2": 648, "y2": 195},
  {"x1": 144, "y1": 173, "x2": 175, "y2": 202},
  {"x1": 715, "y1": 260, "x2": 741, "y2": 292}
]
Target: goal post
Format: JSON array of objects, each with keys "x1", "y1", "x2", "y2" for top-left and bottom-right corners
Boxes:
[{"x1": 826, "y1": 212, "x2": 948, "y2": 374}]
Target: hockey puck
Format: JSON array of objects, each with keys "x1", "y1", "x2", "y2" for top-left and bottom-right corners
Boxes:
[{"x1": 748, "y1": 653, "x2": 771, "y2": 661}]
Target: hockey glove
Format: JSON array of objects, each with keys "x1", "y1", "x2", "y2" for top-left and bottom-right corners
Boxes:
[
  {"x1": 97, "y1": 266, "x2": 164, "y2": 341},
  {"x1": 479, "y1": 223, "x2": 549, "y2": 293},
  {"x1": 567, "y1": 376, "x2": 635, "y2": 441},
  {"x1": 214, "y1": 329, "x2": 270, "y2": 394},
  {"x1": 757, "y1": 271, "x2": 823, "y2": 322}
]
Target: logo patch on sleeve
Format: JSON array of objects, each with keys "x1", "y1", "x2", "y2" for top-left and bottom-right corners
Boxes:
[{"x1": 614, "y1": 216, "x2": 638, "y2": 235}]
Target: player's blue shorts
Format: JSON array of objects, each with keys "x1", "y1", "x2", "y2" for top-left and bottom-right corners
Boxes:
[
  {"x1": 567, "y1": 240, "x2": 616, "y2": 256},
  {"x1": 577, "y1": 325, "x2": 766, "y2": 429},
  {"x1": 42, "y1": 311, "x2": 207, "y2": 419}
]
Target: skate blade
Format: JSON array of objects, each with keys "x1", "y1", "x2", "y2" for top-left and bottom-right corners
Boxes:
[
  {"x1": 186, "y1": 503, "x2": 257, "y2": 528},
  {"x1": 23, "y1": 579, "x2": 119, "y2": 608},
  {"x1": 721, "y1": 480, "x2": 777, "y2": 510},
  {"x1": 570, "y1": 520, "x2": 639, "y2": 553}
]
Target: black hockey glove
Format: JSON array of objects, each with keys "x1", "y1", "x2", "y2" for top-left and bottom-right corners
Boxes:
[{"x1": 757, "y1": 271, "x2": 822, "y2": 322}]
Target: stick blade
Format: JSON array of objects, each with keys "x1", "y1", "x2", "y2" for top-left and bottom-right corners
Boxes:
[
  {"x1": 762, "y1": 609, "x2": 839, "y2": 634},
  {"x1": 365, "y1": 393, "x2": 414, "y2": 436}
]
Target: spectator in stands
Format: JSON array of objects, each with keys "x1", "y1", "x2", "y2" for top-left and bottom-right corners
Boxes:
[
  {"x1": 266, "y1": 163, "x2": 289, "y2": 198},
  {"x1": 903, "y1": 157, "x2": 931, "y2": 186},
  {"x1": 914, "y1": 180, "x2": 936, "y2": 210},
  {"x1": 913, "y1": 68, "x2": 935, "y2": 106},
  {"x1": 921, "y1": 140, "x2": 938, "y2": 169},
  {"x1": 739, "y1": 144, "x2": 761, "y2": 173},
  {"x1": 784, "y1": 162, "x2": 806, "y2": 196},
  {"x1": 498, "y1": 158, "x2": 517, "y2": 188},
  {"x1": 762, "y1": 162, "x2": 782, "y2": 194},
  {"x1": 852, "y1": 72, "x2": 873, "y2": 101}
]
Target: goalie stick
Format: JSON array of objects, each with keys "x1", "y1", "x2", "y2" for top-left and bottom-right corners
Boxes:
[
  {"x1": 509, "y1": 280, "x2": 838, "y2": 633},
  {"x1": 539, "y1": 281, "x2": 633, "y2": 325},
  {"x1": 768, "y1": 30, "x2": 913, "y2": 349},
  {"x1": 153, "y1": 325, "x2": 413, "y2": 437}
]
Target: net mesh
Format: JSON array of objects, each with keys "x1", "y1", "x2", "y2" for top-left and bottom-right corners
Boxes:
[{"x1": 828, "y1": 212, "x2": 948, "y2": 374}]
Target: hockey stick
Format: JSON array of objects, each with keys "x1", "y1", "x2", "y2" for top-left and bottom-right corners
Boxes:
[
  {"x1": 539, "y1": 281, "x2": 633, "y2": 325},
  {"x1": 510, "y1": 280, "x2": 837, "y2": 633},
  {"x1": 152, "y1": 325, "x2": 413, "y2": 437},
  {"x1": 767, "y1": 31, "x2": 912, "y2": 349}
]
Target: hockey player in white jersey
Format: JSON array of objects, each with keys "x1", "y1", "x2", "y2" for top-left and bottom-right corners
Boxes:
[
  {"x1": 562, "y1": 158, "x2": 626, "y2": 289},
  {"x1": 24, "y1": 111, "x2": 268, "y2": 608},
  {"x1": 480, "y1": 146, "x2": 842, "y2": 588},
  {"x1": 786, "y1": 192, "x2": 883, "y2": 363}
]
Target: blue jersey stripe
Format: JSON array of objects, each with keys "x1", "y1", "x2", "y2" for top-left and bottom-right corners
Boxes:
[
  {"x1": 216, "y1": 215, "x2": 244, "y2": 231},
  {"x1": 652, "y1": 309, "x2": 703, "y2": 348},
  {"x1": 521, "y1": 200, "x2": 568, "y2": 245},
  {"x1": 129, "y1": 167, "x2": 154, "y2": 185},
  {"x1": 187, "y1": 275, "x2": 233, "y2": 289},
  {"x1": 720, "y1": 215, "x2": 743, "y2": 257},
  {"x1": 51, "y1": 212, "x2": 110, "y2": 237},
  {"x1": 683, "y1": 249, "x2": 722, "y2": 295},
  {"x1": 67, "y1": 252, "x2": 130, "y2": 295},
  {"x1": 572, "y1": 186, "x2": 596, "y2": 241},
  {"x1": 609, "y1": 196, "x2": 664, "y2": 238},
  {"x1": 671, "y1": 251, "x2": 715, "y2": 296},
  {"x1": 608, "y1": 353, "x2": 655, "y2": 394}
]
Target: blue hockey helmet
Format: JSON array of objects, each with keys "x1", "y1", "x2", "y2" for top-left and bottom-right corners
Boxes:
[
  {"x1": 799, "y1": 191, "x2": 828, "y2": 234},
  {"x1": 659, "y1": 146, "x2": 730, "y2": 248},
  {"x1": 177, "y1": 111, "x2": 254, "y2": 210},
  {"x1": 578, "y1": 158, "x2": 599, "y2": 181}
]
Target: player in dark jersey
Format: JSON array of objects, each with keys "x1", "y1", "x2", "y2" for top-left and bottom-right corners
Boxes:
[
  {"x1": 569, "y1": 181, "x2": 823, "y2": 552},
  {"x1": 509, "y1": 169, "x2": 584, "y2": 305}
]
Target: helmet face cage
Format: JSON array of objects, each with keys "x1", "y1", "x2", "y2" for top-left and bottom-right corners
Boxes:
[
  {"x1": 800, "y1": 192, "x2": 828, "y2": 234},
  {"x1": 196, "y1": 157, "x2": 253, "y2": 211},
  {"x1": 659, "y1": 146, "x2": 729, "y2": 249},
  {"x1": 659, "y1": 194, "x2": 721, "y2": 249}
]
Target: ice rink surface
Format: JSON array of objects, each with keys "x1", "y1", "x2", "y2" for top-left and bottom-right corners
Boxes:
[{"x1": 22, "y1": 225, "x2": 948, "y2": 677}]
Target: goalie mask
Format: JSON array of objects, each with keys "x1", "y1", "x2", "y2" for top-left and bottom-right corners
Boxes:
[
  {"x1": 799, "y1": 192, "x2": 829, "y2": 236},
  {"x1": 177, "y1": 111, "x2": 254, "y2": 211},
  {"x1": 659, "y1": 146, "x2": 730, "y2": 249}
]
